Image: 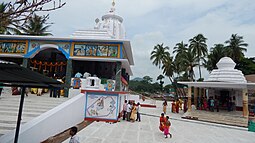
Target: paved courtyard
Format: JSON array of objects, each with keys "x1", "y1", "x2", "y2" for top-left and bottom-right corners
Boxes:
[{"x1": 63, "y1": 101, "x2": 255, "y2": 143}]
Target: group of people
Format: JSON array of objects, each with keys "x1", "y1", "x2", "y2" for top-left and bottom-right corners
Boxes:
[
  {"x1": 159, "y1": 113, "x2": 172, "y2": 138},
  {"x1": 162, "y1": 99, "x2": 188, "y2": 114},
  {"x1": 122, "y1": 100, "x2": 141, "y2": 122}
]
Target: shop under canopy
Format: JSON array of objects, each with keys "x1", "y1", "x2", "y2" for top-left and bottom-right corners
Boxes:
[{"x1": 0, "y1": 60, "x2": 66, "y2": 88}]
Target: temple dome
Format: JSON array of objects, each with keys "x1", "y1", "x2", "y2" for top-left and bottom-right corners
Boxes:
[
  {"x1": 206, "y1": 57, "x2": 247, "y2": 83},
  {"x1": 71, "y1": 1, "x2": 126, "y2": 39}
]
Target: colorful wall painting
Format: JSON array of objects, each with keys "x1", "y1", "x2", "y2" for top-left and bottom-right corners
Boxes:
[
  {"x1": 0, "y1": 41, "x2": 27, "y2": 54},
  {"x1": 29, "y1": 41, "x2": 71, "y2": 54},
  {"x1": 73, "y1": 43, "x2": 120, "y2": 58},
  {"x1": 85, "y1": 93, "x2": 118, "y2": 120}
]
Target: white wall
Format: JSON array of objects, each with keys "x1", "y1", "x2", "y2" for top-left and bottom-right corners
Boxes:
[{"x1": 0, "y1": 93, "x2": 85, "y2": 143}]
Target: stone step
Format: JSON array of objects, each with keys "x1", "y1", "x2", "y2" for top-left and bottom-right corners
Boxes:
[
  {"x1": 0, "y1": 93, "x2": 71, "y2": 137},
  {"x1": 0, "y1": 106, "x2": 49, "y2": 113}
]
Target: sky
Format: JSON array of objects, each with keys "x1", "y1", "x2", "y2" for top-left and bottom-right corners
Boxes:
[{"x1": 31, "y1": 0, "x2": 255, "y2": 84}]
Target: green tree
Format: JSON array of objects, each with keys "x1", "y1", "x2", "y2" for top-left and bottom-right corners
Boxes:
[
  {"x1": 0, "y1": 0, "x2": 65, "y2": 26},
  {"x1": 236, "y1": 57, "x2": 255, "y2": 75},
  {"x1": 156, "y1": 74, "x2": 164, "y2": 92},
  {"x1": 150, "y1": 43, "x2": 170, "y2": 69},
  {"x1": 0, "y1": 2, "x2": 20, "y2": 34},
  {"x1": 181, "y1": 47, "x2": 199, "y2": 81},
  {"x1": 173, "y1": 41, "x2": 188, "y2": 60},
  {"x1": 20, "y1": 14, "x2": 52, "y2": 36},
  {"x1": 225, "y1": 34, "x2": 248, "y2": 64},
  {"x1": 206, "y1": 44, "x2": 227, "y2": 71},
  {"x1": 142, "y1": 76, "x2": 153, "y2": 84},
  {"x1": 189, "y1": 34, "x2": 208, "y2": 80}
]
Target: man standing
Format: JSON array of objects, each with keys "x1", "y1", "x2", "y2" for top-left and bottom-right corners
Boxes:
[
  {"x1": 123, "y1": 100, "x2": 127, "y2": 120},
  {"x1": 136, "y1": 102, "x2": 141, "y2": 122},
  {"x1": 126, "y1": 101, "x2": 131, "y2": 121}
]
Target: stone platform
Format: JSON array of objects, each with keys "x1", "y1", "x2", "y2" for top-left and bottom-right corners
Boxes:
[{"x1": 182, "y1": 110, "x2": 248, "y2": 127}]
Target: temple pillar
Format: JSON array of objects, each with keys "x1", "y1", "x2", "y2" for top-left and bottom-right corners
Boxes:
[
  {"x1": 242, "y1": 88, "x2": 249, "y2": 117},
  {"x1": 194, "y1": 87, "x2": 198, "y2": 107},
  {"x1": 22, "y1": 58, "x2": 30, "y2": 68},
  {"x1": 115, "y1": 62, "x2": 122, "y2": 91},
  {"x1": 64, "y1": 59, "x2": 72, "y2": 97},
  {"x1": 188, "y1": 87, "x2": 192, "y2": 111}
]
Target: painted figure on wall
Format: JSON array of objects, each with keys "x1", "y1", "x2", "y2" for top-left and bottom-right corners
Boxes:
[
  {"x1": 108, "y1": 46, "x2": 118, "y2": 57},
  {"x1": 0, "y1": 42, "x2": 26, "y2": 54},
  {"x1": 97, "y1": 45, "x2": 108, "y2": 56},
  {"x1": 86, "y1": 94, "x2": 117, "y2": 119},
  {"x1": 74, "y1": 45, "x2": 85, "y2": 56},
  {"x1": 86, "y1": 45, "x2": 97, "y2": 56}
]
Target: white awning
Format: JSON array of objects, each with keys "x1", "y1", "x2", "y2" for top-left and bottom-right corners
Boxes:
[{"x1": 178, "y1": 81, "x2": 255, "y2": 89}]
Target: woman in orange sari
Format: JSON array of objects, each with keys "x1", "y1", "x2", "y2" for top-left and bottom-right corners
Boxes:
[
  {"x1": 130, "y1": 102, "x2": 137, "y2": 122},
  {"x1": 159, "y1": 113, "x2": 166, "y2": 132}
]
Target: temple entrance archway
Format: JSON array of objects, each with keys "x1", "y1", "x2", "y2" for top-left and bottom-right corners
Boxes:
[{"x1": 30, "y1": 48, "x2": 67, "y2": 78}]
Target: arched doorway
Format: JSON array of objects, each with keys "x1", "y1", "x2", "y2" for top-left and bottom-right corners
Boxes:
[{"x1": 30, "y1": 48, "x2": 67, "y2": 79}]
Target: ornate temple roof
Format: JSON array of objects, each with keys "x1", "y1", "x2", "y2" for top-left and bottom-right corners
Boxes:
[
  {"x1": 206, "y1": 57, "x2": 247, "y2": 83},
  {"x1": 71, "y1": 1, "x2": 126, "y2": 40}
]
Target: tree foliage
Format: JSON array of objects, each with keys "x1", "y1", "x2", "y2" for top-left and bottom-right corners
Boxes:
[
  {"x1": 225, "y1": 34, "x2": 248, "y2": 64},
  {"x1": 20, "y1": 14, "x2": 52, "y2": 35},
  {"x1": 189, "y1": 34, "x2": 208, "y2": 79},
  {"x1": 150, "y1": 43, "x2": 170, "y2": 69},
  {"x1": 0, "y1": 0, "x2": 65, "y2": 25}
]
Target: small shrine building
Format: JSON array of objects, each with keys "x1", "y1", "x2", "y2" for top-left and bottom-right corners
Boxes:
[{"x1": 179, "y1": 57, "x2": 255, "y2": 117}]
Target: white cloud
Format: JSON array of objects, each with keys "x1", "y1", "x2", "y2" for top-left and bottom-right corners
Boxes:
[{"x1": 40, "y1": 0, "x2": 255, "y2": 83}]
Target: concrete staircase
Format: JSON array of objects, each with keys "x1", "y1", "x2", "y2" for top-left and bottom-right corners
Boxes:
[{"x1": 0, "y1": 87, "x2": 69, "y2": 137}]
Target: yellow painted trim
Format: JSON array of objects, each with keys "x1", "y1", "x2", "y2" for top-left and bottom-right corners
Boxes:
[
  {"x1": 117, "y1": 44, "x2": 120, "y2": 58},
  {"x1": 0, "y1": 40, "x2": 27, "y2": 54},
  {"x1": 70, "y1": 42, "x2": 75, "y2": 56}
]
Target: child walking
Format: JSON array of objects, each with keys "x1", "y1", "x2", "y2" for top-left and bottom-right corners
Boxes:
[
  {"x1": 164, "y1": 116, "x2": 172, "y2": 138},
  {"x1": 69, "y1": 126, "x2": 80, "y2": 143}
]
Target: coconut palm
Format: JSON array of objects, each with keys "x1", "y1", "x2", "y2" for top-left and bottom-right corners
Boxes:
[
  {"x1": 206, "y1": 44, "x2": 227, "y2": 71},
  {"x1": 150, "y1": 43, "x2": 170, "y2": 69},
  {"x1": 0, "y1": 2, "x2": 20, "y2": 34},
  {"x1": 20, "y1": 14, "x2": 52, "y2": 36},
  {"x1": 173, "y1": 41, "x2": 188, "y2": 59},
  {"x1": 189, "y1": 34, "x2": 208, "y2": 80},
  {"x1": 181, "y1": 47, "x2": 199, "y2": 81},
  {"x1": 225, "y1": 34, "x2": 248, "y2": 63}
]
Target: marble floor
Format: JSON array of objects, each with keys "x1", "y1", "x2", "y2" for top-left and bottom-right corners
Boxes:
[{"x1": 63, "y1": 100, "x2": 255, "y2": 143}]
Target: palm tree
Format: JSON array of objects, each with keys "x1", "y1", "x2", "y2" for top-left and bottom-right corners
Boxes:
[
  {"x1": 189, "y1": 34, "x2": 208, "y2": 80},
  {"x1": 225, "y1": 34, "x2": 248, "y2": 63},
  {"x1": 173, "y1": 41, "x2": 188, "y2": 59},
  {"x1": 0, "y1": 2, "x2": 20, "y2": 34},
  {"x1": 20, "y1": 14, "x2": 52, "y2": 36},
  {"x1": 150, "y1": 43, "x2": 170, "y2": 69},
  {"x1": 206, "y1": 44, "x2": 227, "y2": 71},
  {"x1": 181, "y1": 47, "x2": 199, "y2": 81}
]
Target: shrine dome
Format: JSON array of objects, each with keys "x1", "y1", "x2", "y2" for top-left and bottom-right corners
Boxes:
[
  {"x1": 206, "y1": 57, "x2": 247, "y2": 83},
  {"x1": 71, "y1": 1, "x2": 126, "y2": 39}
]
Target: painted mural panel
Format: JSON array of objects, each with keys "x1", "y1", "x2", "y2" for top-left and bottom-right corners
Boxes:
[
  {"x1": 86, "y1": 93, "x2": 118, "y2": 120},
  {"x1": 29, "y1": 41, "x2": 71, "y2": 54},
  {"x1": 73, "y1": 43, "x2": 119, "y2": 58},
  {"x1": 0, "y1": 41, "x2": 26, "y2": 54}
]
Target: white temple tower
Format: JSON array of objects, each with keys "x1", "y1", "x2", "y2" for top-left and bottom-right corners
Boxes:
[{"x1": 72, "y1": 1, "x2": 126, "y2": 39}]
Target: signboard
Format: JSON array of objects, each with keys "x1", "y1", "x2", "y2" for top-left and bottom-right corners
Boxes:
[
  {"x1": 72, "y1": 43, "x2": 119, "y2": 58},
  {"x1": 85, "y1": 92, "x2": 118, "y2": 120},
  {"x1": 0, "y1": 41, "x2": 27, "y2": 54}
]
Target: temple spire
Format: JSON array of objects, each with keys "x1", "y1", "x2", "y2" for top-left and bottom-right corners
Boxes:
[{"x1": 110, "y1": 0, "x2": 115, "y2": 13}]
